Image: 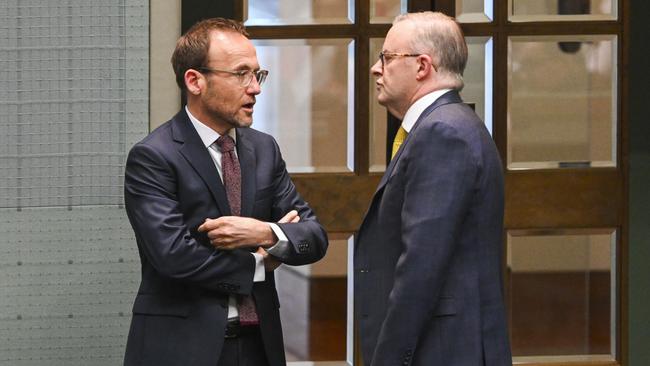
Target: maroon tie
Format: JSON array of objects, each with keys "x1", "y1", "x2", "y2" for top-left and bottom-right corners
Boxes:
[{"x1": 216, "y1": 134, "x2": 259, "y2": 326}]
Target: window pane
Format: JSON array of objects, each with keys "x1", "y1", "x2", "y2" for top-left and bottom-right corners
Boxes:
[
  {"x1": 507, "y1": 35, "x2": 617, "y2": 169},
  {"x1": 245, "y1": 0, "x2": 353, "y2": 25},
  {"x1": 509, "y1": 0, "x2": 617, "y2": 21},
  {"x1": 369, "y1": 38, "x2": 387, "y2": 172},
  {"x1": 462, "y1": 37, "x2": 493, "y2": 135},
  {"x1": 456, "y1": 0, "x2": 494, "y2": 22},
  {"x1": 507, "y1": 229, "x2": 616, "y2": 361},
  {"x1": 369, "y1": 0, "x2": 406, "y2": 24},
  {"x1": 253, "y1": 39, "x2": 354, "y2": 173},
  {"x1": 277, "y1": 233, "x2": 353, "y2": 362}
]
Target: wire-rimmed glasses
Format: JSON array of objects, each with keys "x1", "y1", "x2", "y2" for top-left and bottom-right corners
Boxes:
[{"x1": 196, "y1": 67, "x2": 269, "y2": 87}]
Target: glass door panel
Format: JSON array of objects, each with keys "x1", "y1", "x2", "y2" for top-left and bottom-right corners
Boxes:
[
  {"x1": 507, "y1": 35, "x2": 617, "y2": 170},
  {"x1": 507, "y1": 229, "x2": 617, "y2": 361}
]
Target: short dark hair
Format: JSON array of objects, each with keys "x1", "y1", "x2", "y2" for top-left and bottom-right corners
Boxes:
[{"x1": 170, "y1": 18, "x2": 249, "y2": 91}]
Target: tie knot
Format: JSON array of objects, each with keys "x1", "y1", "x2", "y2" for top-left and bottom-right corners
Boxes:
[{"x1": 216, "y1": 134, "x2": 235, "y2": 153}]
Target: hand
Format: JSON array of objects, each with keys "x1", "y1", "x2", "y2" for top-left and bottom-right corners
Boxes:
[
  {"x1": 278, "y1": 210, "x2": 300, "y2": 224},
  {"x1": 256, "y1": 247, "x2": 282, "y2": 272},
  {"x1": 198, "y1": 216, "x2": 275, "y2": 250},
  {"x1": 197, "y1": 210, "x2": 300, "y2": 250}
]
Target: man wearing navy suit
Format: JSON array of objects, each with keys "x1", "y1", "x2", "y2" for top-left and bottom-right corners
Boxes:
[
  {"x1": 355, "y1": 12, "x2": 512, "y2": 366},
  {"x1": 123, "y1": 18, "x2": 327, "y2": 366}
]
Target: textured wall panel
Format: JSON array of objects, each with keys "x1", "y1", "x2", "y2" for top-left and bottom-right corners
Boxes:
[{"x1": 0, "y1": 1, "x2": 148, "y2": 364}]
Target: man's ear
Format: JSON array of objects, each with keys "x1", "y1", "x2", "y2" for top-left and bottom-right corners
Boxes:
[
  {"x1": 415, "y1": 54, "x2": 435, "y2": 81},
  {"x1": 184, "y1": 69, "x2": 203, "y2": 95}
]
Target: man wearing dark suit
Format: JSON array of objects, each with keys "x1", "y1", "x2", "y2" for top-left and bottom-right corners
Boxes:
[
  {"x1": 355, "y1": 12, "x2": 512, "y2": 366},
  {"x1": 123, "y1": 18, "x2": 328, "y2": 366}
]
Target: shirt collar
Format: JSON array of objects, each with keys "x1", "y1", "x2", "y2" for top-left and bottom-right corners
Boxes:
[
  {"x1": 400, "y1": 89, "x2": 452, "y2": 133},
  {"x1": 185, "y1": 105, "x2": 237, "y2": 148}
]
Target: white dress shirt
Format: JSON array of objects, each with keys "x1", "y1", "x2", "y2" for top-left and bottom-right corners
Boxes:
[
  {"x1": 186, "y1": 106, "x2": 288, "y2": 318},
  {"x1": 400, "y1": 88, "x2": 452, "y2": 133}
]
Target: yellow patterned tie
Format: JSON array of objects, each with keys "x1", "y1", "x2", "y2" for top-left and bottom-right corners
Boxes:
[{"x1": 391, "y1": 126, "x2": 408, "y2": 159}]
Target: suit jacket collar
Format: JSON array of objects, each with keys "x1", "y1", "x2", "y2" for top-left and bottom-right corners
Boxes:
[
  {"x1": 170, "y1": 109, "x2": 233, "y2": 216},
  {"x1": 375, "y1": 90, "x2": 463, "y2": 193}
]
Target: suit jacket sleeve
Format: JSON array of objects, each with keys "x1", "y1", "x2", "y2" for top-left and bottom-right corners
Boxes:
[
  {"x1": 371, "y1": 121, "x2": 478, "y2": 365},
  {"x1": 265, "y1": 139, "x2": 328, "y2": 266},
  {"x1": 124, "y1": 142, "x2": 255, "y2": 295}
]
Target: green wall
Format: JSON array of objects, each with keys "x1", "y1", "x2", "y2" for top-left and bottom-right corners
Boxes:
[{"x1": 628, "y1": 0, "x2": 650, "y2": 365}]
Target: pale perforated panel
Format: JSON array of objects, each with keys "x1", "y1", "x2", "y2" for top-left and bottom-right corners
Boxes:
[
  {"x1": 0, "y1": 0, "x2": 148, "y2": 208},
  {"x1": 0, "y1": 1, "x2": 148, "y2": 365}
]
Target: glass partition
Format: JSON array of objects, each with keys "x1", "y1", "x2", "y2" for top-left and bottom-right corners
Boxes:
[
  {"x1": 507, "y1": 229, "x2": 617, "y2": 362},
  {"x1": 456, "y1": 0, "x2": 494, "y2": 23},
  {"x1": 253, "y1": 39, "x2": 355, "y2": 173},
  {"x1": 369, "y1": 0, "x2": 406, "y2": 24},
  {"x1": 276, "y1": 233, "x2": 353, "y2": 363},
  {"x1": 245, "y1": 0, "x2": 353, "y2": 25},
  {"x1": 462, "y1": 36, "x2": 493, "y2": 135},
  {"x1": 369, "y1": 38, "x2": 387, "y2": 172},
  {"x1": 507, "y1": 35, "x2": 617, "y2": 169},
  {"x1": 509, "y1": 0, "x2": 617, "y2": 22}
]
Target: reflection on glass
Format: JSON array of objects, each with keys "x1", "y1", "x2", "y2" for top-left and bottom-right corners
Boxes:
[
  {"x1": 245, "y1": 0, "x2": 353, "y2": 25},
  {"x1": 369, "y1": 38, "x2": 387, "y2": 172},
  {"x1": 462, "y1": 36, "x2": 493, "y2": 135},
  {"x1": 507, "y1": 229, "x2": 616, "y2": 361},
  {"x1": 370, "y1": 0, "x2": 406, "y2": 24},
  {"x1": 507, "y1": 35, "x2": 617, "y2": 169},
  {"x1": 370, "y1": 37, "x2": 494, "y2": 172},
  {"x1": 275, "y1": 233, "x2": 352, "y2": 362},
  {"x1": 509, "y1": 0, "x2": 616, "y2": 21},
  {"x1": 456, "y1": 0, "x2": 494, "y2": 22},
  {"x1": 252, "y1": 39, "x2": 354, "y2": 173}
]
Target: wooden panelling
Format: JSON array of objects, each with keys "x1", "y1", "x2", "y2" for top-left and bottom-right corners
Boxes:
[
  {"x1": 292, "y1": 174, "x2": 381, "y2": 233},
  {"x1": 505, "y1": 170, "x2": 623, "y2": 229}
]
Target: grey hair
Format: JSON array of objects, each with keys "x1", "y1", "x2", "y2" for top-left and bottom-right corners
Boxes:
[{"x1": 394, "y1": 12, "x2": 467, "y2": 90}]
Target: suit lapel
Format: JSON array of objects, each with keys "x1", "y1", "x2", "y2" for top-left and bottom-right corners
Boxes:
[
  {"x1": 172, "y1": 110, "x2": 232, "y2": 216},
  {"x1": 373, "y1": 90, "x2": 463, "y2": 195},
  {"x1": 236, "y1": 128, "x2": 256, "y2": 218}
]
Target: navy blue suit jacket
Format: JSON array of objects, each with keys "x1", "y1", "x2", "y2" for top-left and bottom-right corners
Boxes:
[
  {"x1": 123, "y1": 110, "x2": 328, "y2": 366},
  {"x1": 355, "y1": 91, "x2": 511, "y2": 366}
]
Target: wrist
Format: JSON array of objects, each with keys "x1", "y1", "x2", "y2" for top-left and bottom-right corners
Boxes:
[{"x1": 260, "y1": 222, "x2": 278, "y2": 247}]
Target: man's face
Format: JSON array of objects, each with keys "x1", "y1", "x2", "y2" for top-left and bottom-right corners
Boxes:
[
  {"x1": 370, "y1": 22, "x2": 419, "y2": 118},
  {"x1": 199, "y1": 31, "x2": 262, "y2": 130}
]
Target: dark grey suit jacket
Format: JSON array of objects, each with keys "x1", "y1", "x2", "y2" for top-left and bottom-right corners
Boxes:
[
  {"x1": 123, "y1": 109, "x2": 328, "y2": 366},
  {"x1": 355, "y1": 91, "x2": 511, "y2": 366}
]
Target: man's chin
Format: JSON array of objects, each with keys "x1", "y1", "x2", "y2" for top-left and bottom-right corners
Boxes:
[{"x1": 233, "y1": 117, "x2": 253, "y2": 128}]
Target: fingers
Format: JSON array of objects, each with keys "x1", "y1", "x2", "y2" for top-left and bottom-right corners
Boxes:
[
  {"x1": 198, "y1": 217, "x2": 224, "y2": 232},
  {"x1": 256, "y1": 246, "x2": 268, "y2": 257},
  {"x1": 277, "y1": 210, "x2": 298, "y2": 224},
  {"x1": 278, "y1": 210, "x2": 301, "y2": 224}
]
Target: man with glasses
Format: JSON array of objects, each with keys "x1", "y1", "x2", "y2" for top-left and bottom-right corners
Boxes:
[
  {"x1": 123, "y1": 18, "x2": 328, "y2": 366},
  {"x1": 355, "y1": 12, "x2": 511, "y2": 366}
]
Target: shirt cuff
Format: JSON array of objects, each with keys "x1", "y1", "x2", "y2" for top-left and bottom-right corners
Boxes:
[
  {"x1": 269, "y1": 223, "x2": 288, "y2": 247},
  {"x1": 252, "y1": 252, "x2": 265, "y2": 282}
]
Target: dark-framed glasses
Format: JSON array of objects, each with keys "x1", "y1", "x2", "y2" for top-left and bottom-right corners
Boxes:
[
  {"x1": 197, "y1": 67, "x2": 269, "y2": 87},
  {"x1": 379, "y1": 51, "x2": 422, "y2": 69}
]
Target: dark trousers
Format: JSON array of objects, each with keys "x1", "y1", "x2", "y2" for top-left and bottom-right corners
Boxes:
[{"x1": 216, "y1": 325, "x2": 269, "y2": 366}]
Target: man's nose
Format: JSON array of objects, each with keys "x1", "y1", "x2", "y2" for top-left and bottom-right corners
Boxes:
[
  {"x1": 247, "y1": 76, "x2": 262, "y2": 94},
  {"x1": 370, "y1": 59, "x2": 383, "y2": 77}
]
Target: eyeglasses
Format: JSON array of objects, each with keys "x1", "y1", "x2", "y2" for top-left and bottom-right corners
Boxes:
[
  {"x1": 196, "y1": 67, "x2": 269, "y2": 87},
  {"x1": 378, "y1": 51, "x2": 421, "y2": 69}
]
